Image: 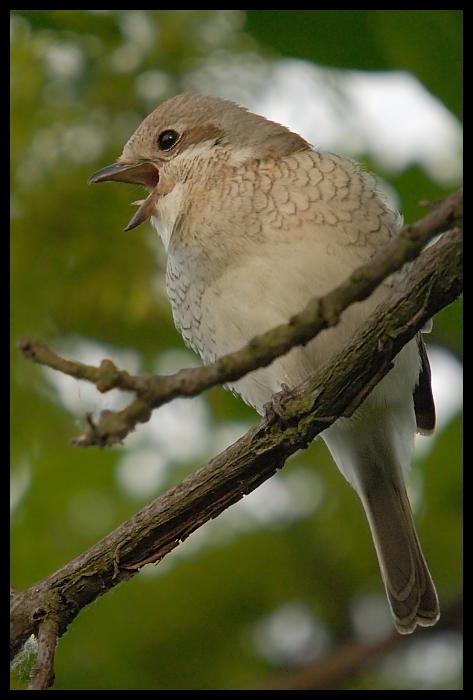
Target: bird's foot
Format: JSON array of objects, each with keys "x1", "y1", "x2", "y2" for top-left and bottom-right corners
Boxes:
[{"x1": 264, "y1": 383, "x2": 293, "y2": 425}]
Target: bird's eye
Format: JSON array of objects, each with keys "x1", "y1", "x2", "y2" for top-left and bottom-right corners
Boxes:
[{"x1": 158, "y1": 130, "x2": 180, "y2": 151}]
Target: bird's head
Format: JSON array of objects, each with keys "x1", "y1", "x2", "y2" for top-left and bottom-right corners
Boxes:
[{"x1": 88, "y1": 93, "x2": 309, "y2": 231}]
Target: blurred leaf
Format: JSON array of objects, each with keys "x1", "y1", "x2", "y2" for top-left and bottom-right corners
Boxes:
[{"x1": 245, "y1": 10, "x2": 463, "y2": 119}]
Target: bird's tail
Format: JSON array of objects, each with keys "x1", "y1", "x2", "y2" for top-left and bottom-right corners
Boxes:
[
  {"x1": 323, "y1": 425, "x2": 440, "y2": 634},
  {"x1": 356, "y1": 455, "x2": 440, "y2": 633}
]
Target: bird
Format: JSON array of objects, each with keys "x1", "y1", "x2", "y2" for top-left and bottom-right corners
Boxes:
[{"x1": 89, "y1": 92, "x2": 440, "y2": 634}]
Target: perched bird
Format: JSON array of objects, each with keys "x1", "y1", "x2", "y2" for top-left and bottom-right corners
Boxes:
[{"x1": 89, "y1": 92, "x2": 439, "y2": 633}]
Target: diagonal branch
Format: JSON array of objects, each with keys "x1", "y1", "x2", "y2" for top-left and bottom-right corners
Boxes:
[
  {"x1": 11, "y1": 221, "x2": 462, "y2": 663},
  {"x1": 17, "y1": 188, "x2": 463, "y2": 448}
]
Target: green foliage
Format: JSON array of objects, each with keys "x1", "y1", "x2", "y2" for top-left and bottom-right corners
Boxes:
[
  {"x1": 245, "y1": 10, "x2": 463, "y2": 120},
  {"x1": 11, "y1": 10, "x2": 462, "y2": 690}
]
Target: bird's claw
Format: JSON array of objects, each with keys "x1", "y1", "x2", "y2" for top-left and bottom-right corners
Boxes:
[{"x1": 264, "y1": 383, "x2": 293, "y2": 425}]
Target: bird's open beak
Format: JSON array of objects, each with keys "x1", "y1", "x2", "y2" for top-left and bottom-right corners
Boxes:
[{"x1": 88, "y1": 161, "x2": 160, "y2": 231}]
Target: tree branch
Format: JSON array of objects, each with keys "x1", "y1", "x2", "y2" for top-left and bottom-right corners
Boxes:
[
  {"x1": 17, "y1": 188, "x2": 463, "y2": 448},
  {"x1": 11, "y1": 213, "x2": 462, "y2": 664},
  {"x1": 27, "y1": 617, "x2": 59, "y2": 691}
]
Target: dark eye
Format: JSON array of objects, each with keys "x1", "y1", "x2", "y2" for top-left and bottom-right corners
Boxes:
[{"x1": 158, "y1": 130, "x2": 179, "y2": 151}]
